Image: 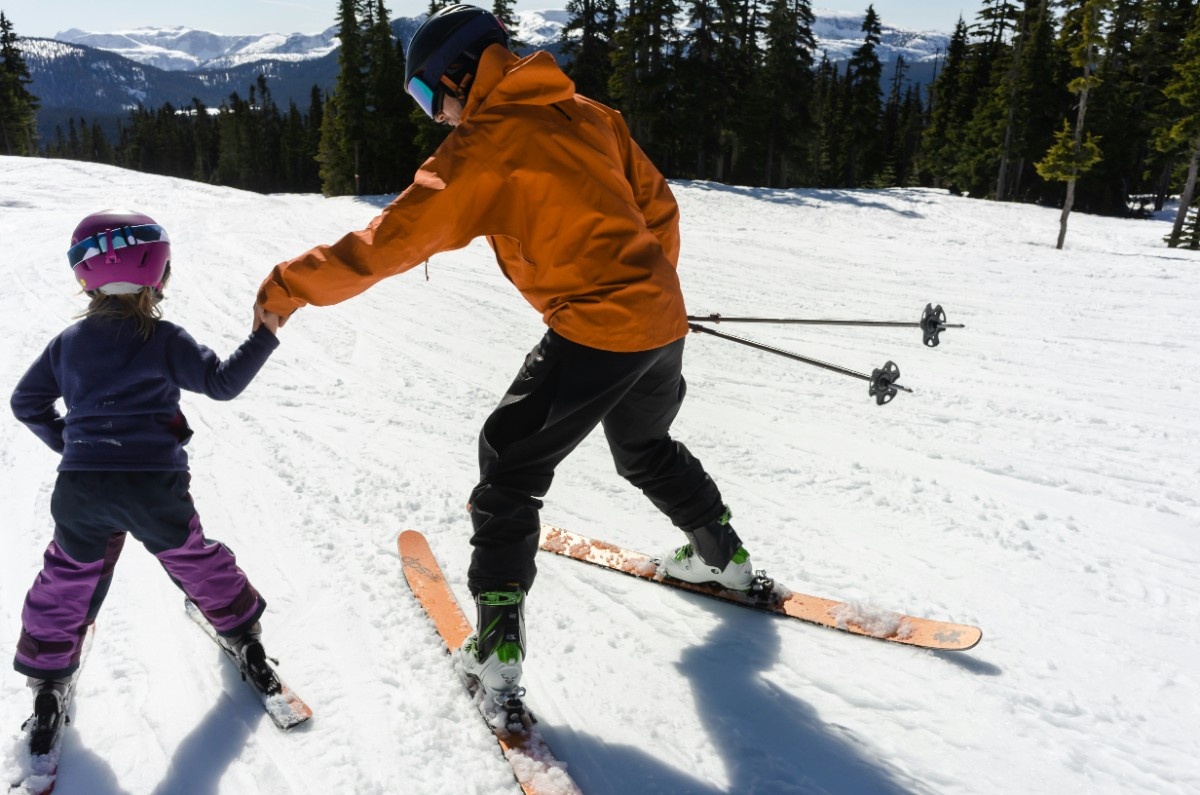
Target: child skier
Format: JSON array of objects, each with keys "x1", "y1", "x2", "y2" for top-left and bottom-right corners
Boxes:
[{"x1": 10, "y1": 210, "x2": 282, "y2": 753}]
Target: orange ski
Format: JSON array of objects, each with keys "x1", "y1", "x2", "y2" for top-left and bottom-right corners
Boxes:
[
  {"x1": 539, "y1": 524, "x2": 982, "y2": 652},
  {"x1": 398, "y1": 530, "x2": 581, "y2": 795}
]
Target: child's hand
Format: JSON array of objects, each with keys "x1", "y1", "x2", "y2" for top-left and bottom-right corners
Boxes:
[{"x1": 254, "y1": 304, "x2": 284, "y2": 335}]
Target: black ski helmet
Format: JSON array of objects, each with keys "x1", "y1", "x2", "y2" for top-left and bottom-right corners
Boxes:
[{"x1": 405, "y1": 4, "x2": 509, "y2": 118}]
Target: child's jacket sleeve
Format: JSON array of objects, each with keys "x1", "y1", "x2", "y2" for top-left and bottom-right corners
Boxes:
[
  {"x1": 11, "y1": 345, "x2": 67, "y2": 454},
  {"x1": 165, "y1": 325, "x2": 280, "y2": 401}
]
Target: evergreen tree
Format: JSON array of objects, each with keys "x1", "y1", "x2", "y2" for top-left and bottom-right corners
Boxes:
[
  {"x1": 994, "y1": 1, "x2": 1048, "y2": 199},
  {"x1": 492, "y1": 0, "x2": 527, "y2": 49},
  {"x1": 1037, "y1": 0, "x2": 1109, "y2": 249},
  {"x1": 1080, "y1": 0, "x2": 1166, "y2": 214},
  {"x1": 676, "y1": 0, "x2": 730, "y2": 178},
  {"x1": 722, "y1": 0, "x2": 766, "y2": 184},
  {"x1": 952, "y1": 1, "x2": 1022, "y2": 197},
  {"x1": 191, "y1": 98, "x2": 219, "y2": 183},
  {"x1": 609, "y1": 0, "x2": 683, "y2": 165},
  {"x1": 757, "y1": 0, "x2": 816, "y2": 186},
  {"x1": 319, "y1": 94, "x2": 356, "y2": 196},
  {"x1": 1140, "y1": 0, "x2": 1199, "y2": 211},
  {"x1": 363, "y1": 0, "x2": 419, "y2": 193},
  {"x1": 894, "y1": 83, "x2": 925, "y2": 186},
  {"x1": 811, "y1": 54, "x2": 845, "y2": 187},
  {"x1": 561, "y1": 0, "x2": 620, "y2": 103},
  {"x1": 0, "y1": 12, "x2": 39, "y2": 155},
  {"x1": 321, "y1": 0, "x2": 369, "y2": 195},
  {"x1": 920, "y1": 17, "x2": 971, "y2": 190},
  {"x1": 1005, "y1": 0, "x2": 1064, "y2": 203},
  {"x1": 842, "y1": 5, "x2": 883, "y2": 186},
  {"x1": 1155, "y1": 3, "x2": 1200, "y2": 248}
]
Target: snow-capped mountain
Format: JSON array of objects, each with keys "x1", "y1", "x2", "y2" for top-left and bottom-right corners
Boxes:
[
  {"x1": 52, "y1": 8, "x2": 949, "y2": 74},
  {"x1": 811, "y1": 9, "x2": 951, "y2": 67},
  {"x1": 55, "y1": 25, "x2": 342, "y2": 71},
  {"x1": 20, "y1": 9, "x2": 948, "y2": 142}
]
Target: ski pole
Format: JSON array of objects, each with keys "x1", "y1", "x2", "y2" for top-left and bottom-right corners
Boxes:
[
  {"x1": 687, "y1": 303, "x2": 964, "y2": 348},
  {"x1": 686, "y1": 323, "x2": 912, "y2": 406}
]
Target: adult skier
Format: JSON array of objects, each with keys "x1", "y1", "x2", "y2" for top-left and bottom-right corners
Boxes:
[{"x1": 255, "y1": 4, "x2": 757, "y2": 700}]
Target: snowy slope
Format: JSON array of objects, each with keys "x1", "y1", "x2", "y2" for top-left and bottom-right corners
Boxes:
[{"x1": 1, "y1": 156, "x2": 1198, "y2": 794}]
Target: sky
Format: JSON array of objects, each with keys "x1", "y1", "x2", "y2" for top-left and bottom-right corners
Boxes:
[
  {"x1": 2, "y1": 153, "x2": 1199, "y2": 794},
  {"x1": 3, "y1": 1, "x2": 974, "y2": 38}
]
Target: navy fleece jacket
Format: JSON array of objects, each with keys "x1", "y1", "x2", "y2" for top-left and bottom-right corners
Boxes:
[{"x1": 11, "y1": 316, "x2": 278, "y2": 471}]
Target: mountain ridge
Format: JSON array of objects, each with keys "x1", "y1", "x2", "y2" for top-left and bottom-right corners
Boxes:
[{"x1": 20, "y1": 10, "x2": 949, "y2": 140}]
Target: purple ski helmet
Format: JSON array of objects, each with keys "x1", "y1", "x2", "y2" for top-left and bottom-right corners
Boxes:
[{"x1": 67, "y1": 210, "x2": 171, "y2": 294}]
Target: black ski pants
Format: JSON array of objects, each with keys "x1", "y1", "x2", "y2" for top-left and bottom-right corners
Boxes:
[{"x1": 467, "y1": 330, "x2": 725, "y2": 595}]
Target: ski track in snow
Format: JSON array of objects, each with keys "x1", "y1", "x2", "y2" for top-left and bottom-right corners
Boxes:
[{"x1": 2, "y1": 156, "x2": 1199, "y2": 794}]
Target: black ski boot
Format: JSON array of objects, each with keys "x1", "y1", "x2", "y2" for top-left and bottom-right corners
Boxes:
[
  {"x1": 221, "y1": 623, "x2": 282, "y2": 696},
  {"x1": 23, "y1": 679, "x2": 72, "y2": 756}
]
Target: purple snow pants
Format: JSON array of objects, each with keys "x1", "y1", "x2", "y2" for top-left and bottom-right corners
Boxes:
[{"x1": 14, "y1": 471, "x2": 265, "y2": 679}]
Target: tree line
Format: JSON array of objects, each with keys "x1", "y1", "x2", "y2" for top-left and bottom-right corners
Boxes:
[{"x1": 2, "y1": 2, "x2": 1198, "y2": 248}]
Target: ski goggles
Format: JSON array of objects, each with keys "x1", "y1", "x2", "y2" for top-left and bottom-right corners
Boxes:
[
  {"x1": 406, "y1": 74, "x2": 440, "y2": 118},
  {"x1": 67, "y1": 224, "x2": 170, "y2": 267}
]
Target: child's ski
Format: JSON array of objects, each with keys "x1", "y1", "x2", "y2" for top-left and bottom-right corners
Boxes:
[
  {"x1": 398, "y1": 530, "x2": 581, "y2": 795},
  {"x1": 184, "y1": 600, "x2": 312, "y2": 730},
  {"x1": 539, "y1": 524, "x2": 982, "y2": 651},
  {"x1": 8, "y1": 625, "x2": 95, "y2": 795}
]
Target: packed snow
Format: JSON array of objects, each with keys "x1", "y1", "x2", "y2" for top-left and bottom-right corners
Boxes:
[{"x1": 1, "y1": 156, "x2": 1198, "y2": 794}]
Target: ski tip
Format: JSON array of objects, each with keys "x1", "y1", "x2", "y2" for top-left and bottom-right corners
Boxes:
[{"x1": 397, "y1": 530, "x2": 430, "y2": 558}]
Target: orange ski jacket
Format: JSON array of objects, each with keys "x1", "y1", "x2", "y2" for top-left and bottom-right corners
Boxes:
[{"x1": 257, "y1": 45, "x2": 690, "y2": 353}]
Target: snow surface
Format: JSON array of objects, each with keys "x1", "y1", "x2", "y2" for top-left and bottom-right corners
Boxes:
[{"x1": 1, "y1": 156, "x2": 1199, "y2": 794}]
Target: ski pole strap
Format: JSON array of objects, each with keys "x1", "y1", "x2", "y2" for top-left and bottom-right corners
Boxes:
[
  {"x1": 687, "y1": 303, "x2": 964, "y2": 348},
  {"x1": 685, "y1": 323, "x2": 912, "y2": 405}
]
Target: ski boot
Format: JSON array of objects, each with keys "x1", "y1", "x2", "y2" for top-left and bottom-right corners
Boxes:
[
  {"x1": 220, "y1": 623, "x2": 282, "y2": 696},
  {"x1": 23, "y1": 678, "x2": 73, "y2": 756},
  {"x1": 459, "y1": 589, "x2": 526, "y2": 703},
  {"x1": 659, "y1": 507, "x2": 766, "y2": 594}
]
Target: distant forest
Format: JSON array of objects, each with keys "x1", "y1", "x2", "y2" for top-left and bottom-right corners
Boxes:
[{"x1": 2, "y1": 1, "x2": 1198, "y2": 247}]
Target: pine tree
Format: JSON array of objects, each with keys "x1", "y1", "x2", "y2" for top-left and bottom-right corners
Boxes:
[
  {"x1": 1007, "y1": 0, "x2": 1064, "y2": 204},
  {"x1": 0, "y1": 12, "x2": 39, "y2": 155},
  {"x1": 952, "y1": 1, "x2": 1022, "y2": 198},
  {"x1": 920, "y1": 17, "x2": 971, "y2": 190},
  {"x1": 758, "y1": 0, "x2": 816, "y2": 186},
  {"x1": 1139, "y1": 0, "x2": 1198, "y2": 212},
  {"x1": 1037, "y1": 0, "x2": 1109, "y2": 249},
  {"x1": 1155, "y1": 3, "x2": 1200, "y2": 248},
  {"x1": 810, "y1": 54, "x2": 843, "y2": 186},
  {"x1": 362, "y1": 0, "x2": 418, "y2": 193},
  {"x1": 321, "y1": 0, "x2": 369, "y2": 195},
  {"x1": 843, "y1": 5, "x2": 884, "y2": 186},
  {"x1": 676, "y1": 0, "x2": 730, "y2": 178},
  {"x1": 191, "y1": 98, "x2": 219, "y2": 182},
  {"x1": 994, "y1": 1, "x2": 1050, "y2": 200},
  {"x1": 492, "y1": 0, "x2": 526, "y2": 49},
  {"x1": 608, "y1": 0, "x2": 683, "y2": 165},
  {"x1": 561, "y1": 0, "x2": 620, "y2": 103}
]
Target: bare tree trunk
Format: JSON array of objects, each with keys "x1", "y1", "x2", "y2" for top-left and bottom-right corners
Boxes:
[
  {"x1": 1057, "y1": 179, "x2": 1076, "y2": 249},
  {"x1": 1168, "y1": 133, "x2": 1200, "y2": 248},
  {"x1": 1057, "y1": 82, "x2": 1092, "y2": 250},
  {"x1": 1057, "y1": 0, "x2": 1102, "y2": 250}
]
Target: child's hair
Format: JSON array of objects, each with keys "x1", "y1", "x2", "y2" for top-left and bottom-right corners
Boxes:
[{"x1": 80, "y1": 265, "x2": 170, "y2": 340}]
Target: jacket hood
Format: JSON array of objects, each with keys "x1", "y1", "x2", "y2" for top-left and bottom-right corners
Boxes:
[{"x1": 463, "y1": 46, "x2": 576, "y2": 122}]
